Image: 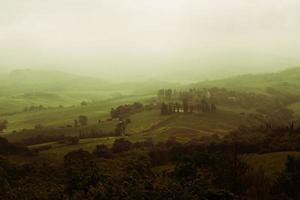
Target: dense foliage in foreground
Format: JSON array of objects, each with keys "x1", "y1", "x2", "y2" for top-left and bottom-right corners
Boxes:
[{"x1": 1, "y1": 134, "x2": 300, "y2": 200}]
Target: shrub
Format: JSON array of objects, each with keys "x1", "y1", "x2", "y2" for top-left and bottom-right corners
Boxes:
[
  {"x1": 112, "y1": 138, "x2": 132, "y2": 153},
  {"x1": 93, "y1": 144, "x2": 113, "y2": 158}
]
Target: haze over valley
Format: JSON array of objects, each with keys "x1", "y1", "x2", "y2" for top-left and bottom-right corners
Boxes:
[
  {"x1": 1, "y1": 0, "x2": 300, "y2": 81},
  {"x1": 1, "y1": 1, "x2": 300, "y2": 199}
]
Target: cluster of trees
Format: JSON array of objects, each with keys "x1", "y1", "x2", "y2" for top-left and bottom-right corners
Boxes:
[
  {"x1": 223, "y1": 118, "x2": 300, "y2": 154},
  {"x1": 23, "y1": 104, "x2": 67, "y2": 113},
  {"x1": 253, "y1": 107, "x2": 295, "y2": 130},
  {"x1": 23, "y1": 105, "x2": 46, "y2": 112},
  {"x1": 158, "y1": 88, "x2": 212, "y2": 101},
  {"x1": 91, "y1": 136, "x2": 300, "y2": 200},
  {"x1": 15, "y1": 134, "x2": 67, "y2": 146},
  {"x1": 208, "y1": 87, "x2": 271, "y2": 107},
  {"x1": 80, "y1": 101, "x2": 88, "y2": 106},
  {"x1": 158, "y1": 87, "x2": 300, "y2": 111},
  {"x1": 111, "y1": 102, "x2": 143, "y2": 119},
  {"x1": 160, "y1": 99, "x2": 216, "y2": 115},
  {"x1": 209, "y1": 87, "x2": 300, "y2": 110},
  {"x1": 242, "y1": 105, "x2": 298, "y2": 133},
  {"x1": 2, "y1": 136, "x2": 300, "y2": 199},
  {"x1": 275, "y1": 156, "x2": 300, "y2": 199},
  {"x1": 0, "y1": 120, "x2": 8, "y2": 133},
  {"x1": 115, "y1": 118, "x2": 131, "y2": 136},
  {"x1": 158, "y1": 88, "x2": 216, "y2": 115},
  {"x1": 7, "y1": 126, "x2": 115, "y2": 146},
  {"x1": 0, "y1": 137, "x2": 31, "y2": 155},
  {"x1": 74, "y1": 115, "x2": 88, "y2": 127},
  {"x1": 158, "y1": 89, "x2": 173, "y2": 100}
]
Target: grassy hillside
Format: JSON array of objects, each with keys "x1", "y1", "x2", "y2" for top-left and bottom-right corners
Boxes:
[
  {"x1": 0, "y1": 69, "x2": 132, "y2": 115},
  {"x1": 193, "y1": 67, "x2": 300, "y2": 94},
  {"x1": 2, "y1": 67, "x2": 300, "y2": 145},
  {"x1": 133, "y1": 108, "x2": 243, "y2": 142},
  {"x1": 20, "y1": 105, "x2": 246, "y2": 160},
  {"x1": 0, "y1": 69, "x2": 180, "y2": 116},
  {"x1": 2, "y1": 94, "x2": 153, "y2": 132},
  {"x1": 4, "y1": 67, "x2": 299, "y2": 139}
]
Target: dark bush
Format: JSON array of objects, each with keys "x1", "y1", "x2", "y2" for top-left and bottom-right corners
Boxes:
[
  {"x1": 93, "y1": 144, "x2": 113, "y2": 158},
  {"x1": 112, "y1": 138, "x2": 132, "y2": 153}
]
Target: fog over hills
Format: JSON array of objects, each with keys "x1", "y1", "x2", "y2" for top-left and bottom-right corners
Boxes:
[
  {"x1": 1, "y1": 53, "x2": 299, "y2": 82},
  {"x1": 1, "y1": 1, "x2": 300, "y2": 199},
  {"x1": 1, "y1": 0, "x2": 300, "y2": 81}
]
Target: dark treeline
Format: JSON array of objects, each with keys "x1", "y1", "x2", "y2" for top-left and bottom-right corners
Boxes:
[
  {"x1": 6, "y1": 127, "x2": 115, "y2": 146},
  {"x1": 1, "y1": 135, "x2": 300, "y2": 199},
  {"x1": 215, "y1": 105, "x2": 300, "y2": 154},
  {"x1": 23, "y1": 105, "x2": 47, "y2": 112},
  {"x1": 0, "y1": 137, "x2": 32, "y2": 156},
  {"x1": 223, "y1": 120, "x2": 300, "y2": 154},
  {"x1": 209, "y1": 87, "x2": 300, "y2": 108},
  {"x1": 160, "y1": 100, "x2": 216, "y2": 115},
  {"x1": 110, "y1": 102, "x2": 144, "y2": 119},
  {"x1": 158, "y1": 87, "x2": 300, "y2": 111},
  {"x1": 158, "y1": 88, "x2": 216, "y2": 115}
]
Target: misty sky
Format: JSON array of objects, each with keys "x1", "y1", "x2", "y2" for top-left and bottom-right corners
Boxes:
[{"x1": 1, "y1": 0, "x2": 300, "y2": 80}]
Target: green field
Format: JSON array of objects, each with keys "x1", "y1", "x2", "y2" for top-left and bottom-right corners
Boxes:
[
  {"x1": 2, "y1": 68, "x2": 300, "y2": 163},
  {"x1": 135, "y1": 108, "x2": 243, "y2": 142},
  {"x1": 22, "y1": 105, "x2": 246, "y2": 161},
  {"x1": 2, "y1": 94, "x2": 154, "y2": 132}
]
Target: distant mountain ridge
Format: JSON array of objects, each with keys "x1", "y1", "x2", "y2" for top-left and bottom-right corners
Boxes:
[
  {"x1": 0, "y1": 69, "x2": 182, "y2": 96},
  {"x1": 2, "y1": 67, "x2": 300, "y2": 95},
  {"x1": 0, "y1": 69, "x2": 112, "y2": 94}
]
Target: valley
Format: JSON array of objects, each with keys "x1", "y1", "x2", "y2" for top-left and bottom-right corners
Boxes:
[{"x1": 1, "y1": 68, "x2": 300, "y2": 199}]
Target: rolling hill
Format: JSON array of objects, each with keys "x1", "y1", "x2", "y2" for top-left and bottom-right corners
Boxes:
[
  {"x1": 193, "y1": 67, "x2": 300, "y2": 94},
  {"x1": 2, "y1": 67, "x2": 300, "y2": 133}
]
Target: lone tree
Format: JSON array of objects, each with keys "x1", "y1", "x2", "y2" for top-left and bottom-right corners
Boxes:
[
  {"x1": 81, "y1": 101, "x2": 88, "y2": 106},
  {"x1": 275, "y1": 156, "x2": 300, "y2": 199},
  {"x1": 78, "y1": 115, "x2": 88, "y2": 126},
  {"x1": 160, "y1": 103, "x2": 169, "y2": 115},
  {"x1": 115, "y1": 118, "x2": 131, "y2": 136},
  {"x1": 74, "y1": 119, "x2": 79, "y2": 127},
  {"x1": 0, "y1": 120, "x2": 8, "y2": 133}
]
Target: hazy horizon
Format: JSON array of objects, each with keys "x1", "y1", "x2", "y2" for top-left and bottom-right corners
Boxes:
[{"x1": 1, "y1": 0, "x2": 300, "y2": 81}]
